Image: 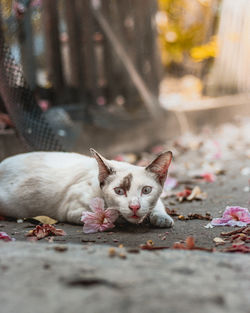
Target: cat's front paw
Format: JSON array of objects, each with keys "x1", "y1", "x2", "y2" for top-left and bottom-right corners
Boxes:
[{"x1": 150, "y1": 212, "x2": 174, "y2": 228}]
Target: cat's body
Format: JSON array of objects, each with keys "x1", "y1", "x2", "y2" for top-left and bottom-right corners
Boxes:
[{"x1": 0, "y1": 150, "x2": 174, "y2": 228}]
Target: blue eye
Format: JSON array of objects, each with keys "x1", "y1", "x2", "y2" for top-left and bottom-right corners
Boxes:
[
  {"x1": 114, "y1": 187, "x2": 125, "y2": 195},
  {"x1": 142, "y1": 186, "x2": 152, "y2": 194}
]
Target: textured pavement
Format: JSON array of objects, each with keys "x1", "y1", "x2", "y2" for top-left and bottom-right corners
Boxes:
[{"x1": 0, "y1": 242, "x2": 250, "y2": 313}]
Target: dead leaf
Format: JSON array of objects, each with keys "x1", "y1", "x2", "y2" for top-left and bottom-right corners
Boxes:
[
  {"x1": 175, "y1": 186, "x2": 207, "y2": 202},
  {"x1": 165, "y1": 207, "x2": 179, "y2": 216},
  {"x1": 140, "y1": 240, "x2": 169, "y2": 250},
  {"x1": 221, "y1": 226, "x2": 249, "y2": 237},
  {"x1": 217, "y1": 227, "x2": 250, "y2": 253},
  {"x1": 178, "y1": 215, "x2": 186, "y2": 220},
  {"x1": 27, "y1": 224, "x2": 66, "y2": 240},
  {"x1": 178, "y1": 213, "x2": 212, "y2": 221},
  {"x1": 221, "y1": 245, "x2": 250, "y2": 253},
  {"x1": 172, "y1": 236, "x2": 213, "y2": 252},
  {"x1": 186, "y1": 236, "x2": 195, "y2": 249},
  {"x1": 213, "y1": 237, "x2": 225, "y2": 245},
  {"x1": 108, "y1": 248, "x2": 116, "y2": 257},
  {"x1": 187, "y1": 186, "x2": 207, "y2": 201},
  {"x1": 32, "y1": 216, "x2": 58, "y2": 225},
  {"x1": 176, "y1": 188, "x2": 192, "y2": 202},
  {"x1": 140, "y1": 244, "x2": 169, "y2": 250}
]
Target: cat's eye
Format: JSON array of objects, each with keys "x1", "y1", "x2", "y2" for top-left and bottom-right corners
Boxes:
[
  {"x1": 114, "y1": 187, "x2": 125, "y2": 196},
  {"x1": 142, "y1": 186, "x2": 152, "y2": 194}
]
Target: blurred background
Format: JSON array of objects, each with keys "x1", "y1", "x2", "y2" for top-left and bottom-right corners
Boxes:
[{"x1": 0, "y1": 0, "x2": 249, "y2": 159}]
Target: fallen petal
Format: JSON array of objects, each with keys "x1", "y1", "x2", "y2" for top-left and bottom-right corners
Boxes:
[
  {"x1": 0, "y1": 231, "x2": 15, "y2": 242},
  {"x1": 83, "y1": 223, "x2": 101, "y2": 234},
  {"x1": 27, "y1": 224, "x2": 66, "y2": 239},
  {"x1": 213, "y1": 237, "x2": 225, "y2": 245},
  {"x1": 82, "y1": 198, "x2": 119, "y2": 233},
  {"x1": 210, "y1": 206, "x2": 250, "y2": 227},
  {"x1": 89, "y1": 197, "x2": 105, "y2": 212},
  {"x1": 99, "y1": 222, "x2": 116, "y2": 232},
  {"x1": 105, "y1": 209, "x2": 119, "y2": 223}
]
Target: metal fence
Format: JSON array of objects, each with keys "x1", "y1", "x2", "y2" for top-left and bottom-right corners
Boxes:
[{"x1": 0, "y1": 0, "x2": 164, "y2": 152}]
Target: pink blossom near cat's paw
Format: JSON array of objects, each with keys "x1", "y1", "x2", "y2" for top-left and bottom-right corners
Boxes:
[
  {"x1": 207, "y1": 206, "x2": 250, "y2": 227},
  {"x1": 0, "y1": 231, "x2": 15, "y2": 242},
  {"x1": 81, "y1": 197, "x2": 119, "y2": 234}
]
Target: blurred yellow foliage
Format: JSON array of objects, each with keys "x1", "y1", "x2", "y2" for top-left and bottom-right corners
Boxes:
[
  {"x1": 0, "y1": 0, "x2": 13, "y2": 18},
  {"x1": 190, "y1": 36, "x2": 218, "y2": 61},
  {"x1": 197, "y1": 0, "x2": 213, "y2": 7},
  {"x1": 157, "y1": 0, "x2": 217, "y2": 66}
]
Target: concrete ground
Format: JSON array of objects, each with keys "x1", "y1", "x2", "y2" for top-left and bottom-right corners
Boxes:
[
  {"x1": 1, "y1": 242, "x2": 250, "y2": 313},
  {"x1": 0, "y1": 118, "x2": 250, "y2": 312}
]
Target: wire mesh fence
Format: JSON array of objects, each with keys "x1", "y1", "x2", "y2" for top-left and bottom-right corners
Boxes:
[{"x1": 0, "y1": 0, "x2": 163, "y2": 152}]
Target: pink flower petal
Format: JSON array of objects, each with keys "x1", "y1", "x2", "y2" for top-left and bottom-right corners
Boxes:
[
  {"x1": 223, "y1": 206, "x2": 250, "y2": 222},
  {"x1": 0, "y1": 231, "x2": 15, "y2": 242},
  {"x1": 89, "y1": 197, "x2": 105, "y2": 212},
  {"x1": 211, "y1": 217, "x2": 232, "y2": 225},
  {"x1": 81, "y1": 198, "x2": 119, "y2": 233},
  {"x1": 99, "y1": 222, "x2": 116, "y2": 232},
  {"x1": 105, "y1": 209, "x2": 119, "y2": 223},
  {"x1": 227, "y1": 220, "x2": 248, "y2": 227},
  {"x1": 83, "y1": 223, "x2": 102, "y2": 234},
  {"x1": 210, "y1": 206, "x2": 250, "y2": 227},
  {"x1": 81, "y1": 211, "x2": 100, "y2": 223}
]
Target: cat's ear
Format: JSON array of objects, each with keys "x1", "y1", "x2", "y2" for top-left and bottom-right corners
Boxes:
[
  {"x1": 90, "y1": 148, "x2": 115, "y2": 187},
  {"x1": 146, "y1": 151, "x2": 172, "y2": 185}
]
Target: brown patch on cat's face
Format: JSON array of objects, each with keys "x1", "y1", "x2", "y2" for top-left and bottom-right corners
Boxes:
[{"x1": 118, "y1": 173, "x2": 133, "y2": 196}]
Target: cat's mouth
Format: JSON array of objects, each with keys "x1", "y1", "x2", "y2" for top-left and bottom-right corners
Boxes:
[
  {"x1": 126, "y1": 212, "x2": 149, "y2": 224},
  {"x1": 130, "y1": 214, "x2": 140, "y2": 219}
]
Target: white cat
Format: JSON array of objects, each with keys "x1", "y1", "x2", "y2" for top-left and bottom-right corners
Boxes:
[{"x1": 0, "y1": 149, "x2": 174, "y2": 228}]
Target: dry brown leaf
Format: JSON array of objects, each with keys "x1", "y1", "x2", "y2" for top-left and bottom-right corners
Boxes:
[
  {"x1": 213, "y1": 237, "x2": 225, "y2": 245},
  {"x1": 32, "y1": 216, "x2": 58, "y2": 225},
  {"x1": 178, "y1": 213, "x2": 211, "y2": 221},
  {"x1": 27, "y1": 224, "x2": 66, "y2": 240},
  {"x1": 187, "y1": 186, "x2": 207, "y2": 201},
  {"x1": 172, "y1": 236, "x2": 213, "y2": 252}
]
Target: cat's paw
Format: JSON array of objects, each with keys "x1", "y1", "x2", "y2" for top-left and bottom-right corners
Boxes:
[{"x1": 150, "y1": 212, "x2": 174, "y2": 228}]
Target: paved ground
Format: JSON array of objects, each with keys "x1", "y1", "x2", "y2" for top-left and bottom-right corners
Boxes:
[
  {"x1": 1, "y1": 242, "x2": 250, "y2": 313},
  {"x1": 0, "y1": 118, "x2": 250, "y2": 312}
]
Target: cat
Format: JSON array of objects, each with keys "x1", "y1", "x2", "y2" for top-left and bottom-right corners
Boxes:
[{"x1": 0, "y1": 149, "x2": 174, "y2": 228}]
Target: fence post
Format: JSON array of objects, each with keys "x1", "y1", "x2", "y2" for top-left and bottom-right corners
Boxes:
[
  {"x1": 64, "y1": 0, "x2": 82, "y2": 96},
  {"x1": 17, "y1": 7, "x2": 37, "y2": 89},
  {"x1": 42, "y1": 0, "x2": 64, "y2": 100}
]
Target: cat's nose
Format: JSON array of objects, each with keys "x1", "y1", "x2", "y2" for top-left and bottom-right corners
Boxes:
[{"x1": 129, "y1": 204, "x2": 141, "y2": 214}]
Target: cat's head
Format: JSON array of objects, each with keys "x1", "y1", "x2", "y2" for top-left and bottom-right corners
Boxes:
[{"x1": 90, "y1": 149, "x2": 172, "y2": 224}]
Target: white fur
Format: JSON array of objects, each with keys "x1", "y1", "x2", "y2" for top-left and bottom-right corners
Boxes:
[{"x1": 0, "y1": 151, "x2": 174, "y2": 227}]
